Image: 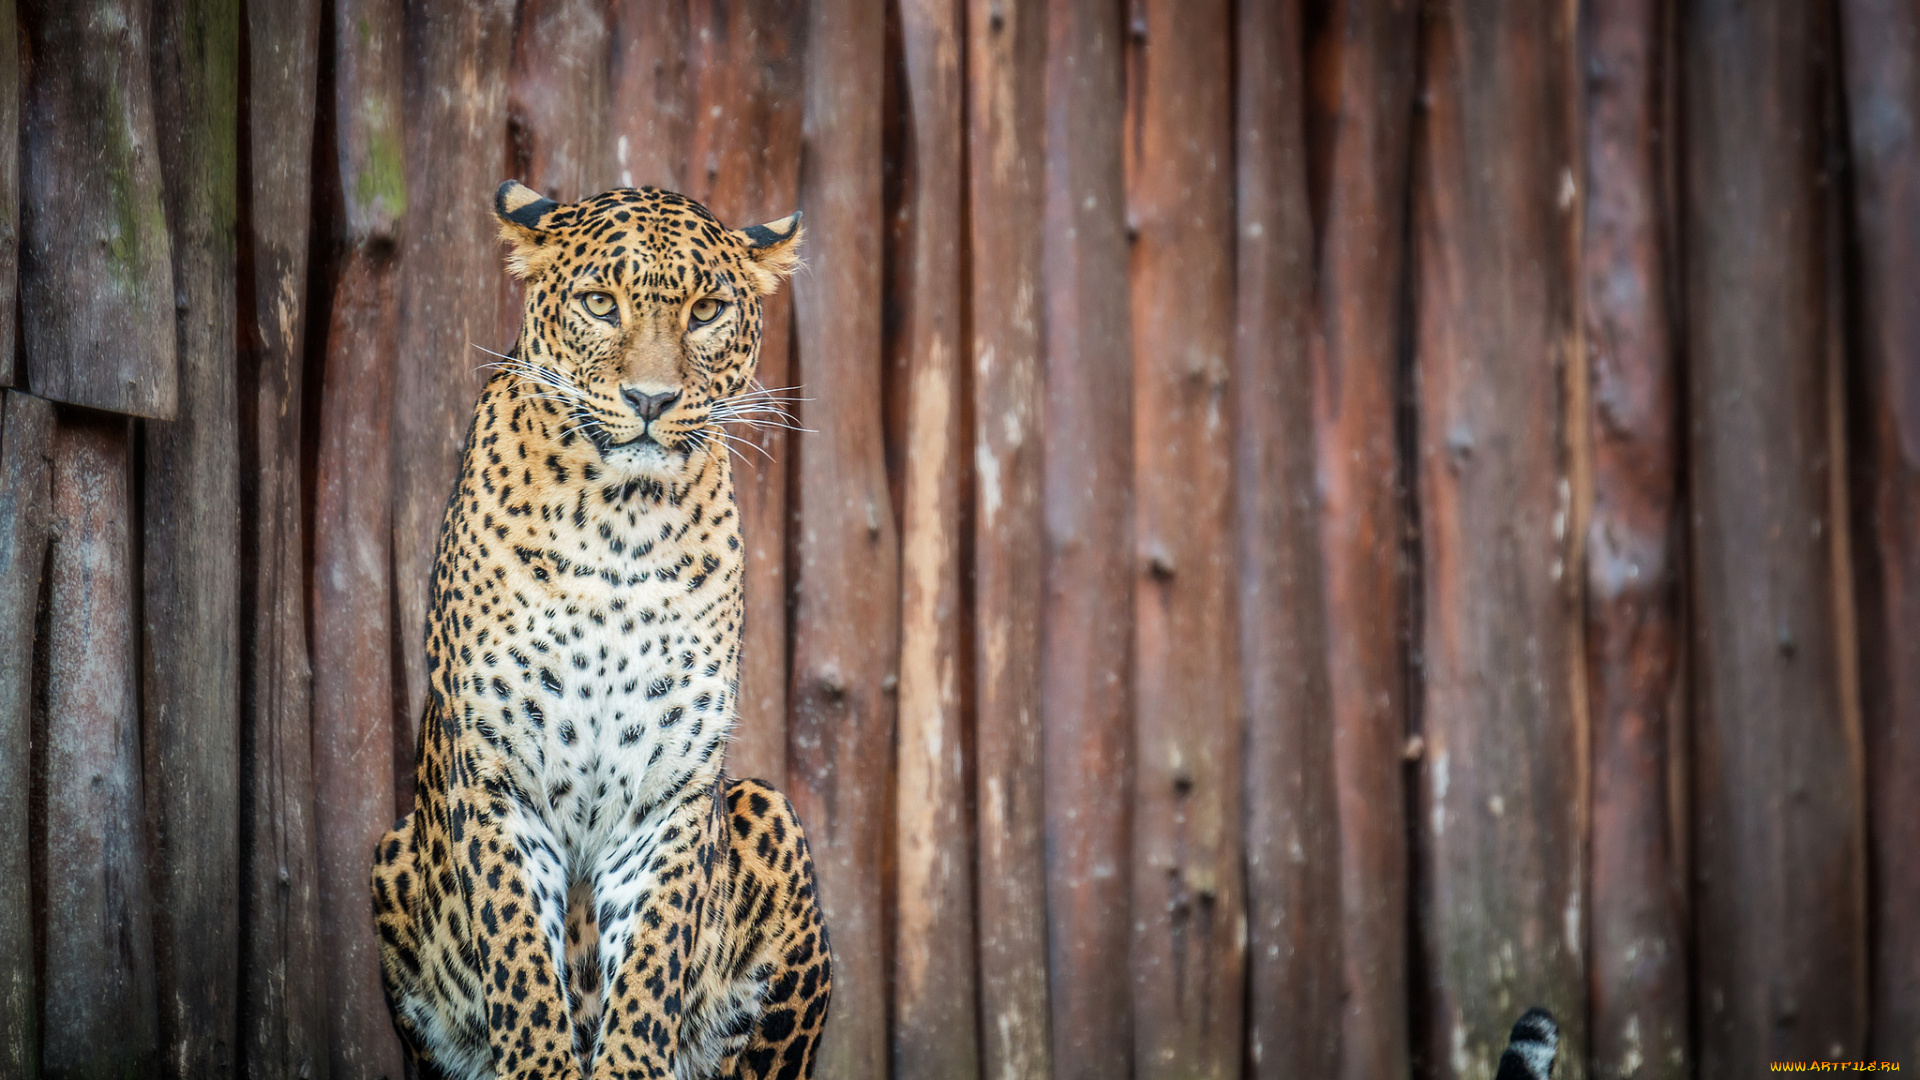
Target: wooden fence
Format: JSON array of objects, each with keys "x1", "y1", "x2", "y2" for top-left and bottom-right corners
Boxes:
[{"x1": 0, "y1": 0, "x2": 1912, "y2": 1078}]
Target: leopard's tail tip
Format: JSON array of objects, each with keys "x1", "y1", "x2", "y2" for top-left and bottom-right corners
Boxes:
[{"x1": 1494, "y1": 1007, "x2": 1558, "y2": 1080}]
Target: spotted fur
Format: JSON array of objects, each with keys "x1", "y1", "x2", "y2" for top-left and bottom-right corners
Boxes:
[
  {"x1": 371, "y1": 182, "x2": 830, "y2": 1080},
  {"x1": 1496, "y1": 1008, "x2": 1559, "y2": 1080}
]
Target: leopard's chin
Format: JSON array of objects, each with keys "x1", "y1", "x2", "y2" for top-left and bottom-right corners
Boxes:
[
  {"x1": 576, "y1": 416, "x2": 693, "y2": 479},
  {"x1": 601, "y1": 435, "x2": 690, "y2": 479}
]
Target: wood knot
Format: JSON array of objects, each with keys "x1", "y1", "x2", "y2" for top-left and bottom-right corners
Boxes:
[{"x1": 1146, "y1": 544, "x2": 1176, "y2": 580}]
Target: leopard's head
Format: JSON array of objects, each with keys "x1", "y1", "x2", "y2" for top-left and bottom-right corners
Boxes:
[{"x1": 493, "y1": 180, "x2": 803, "y2": 480}]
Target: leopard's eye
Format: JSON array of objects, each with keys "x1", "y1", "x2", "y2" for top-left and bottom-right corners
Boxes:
[
  {"x1": 583, "y1": 292, "x2": 617, "y2": 320},
  {"x1": 689, "y1": 297, "x2": 724, "y2": 326}
]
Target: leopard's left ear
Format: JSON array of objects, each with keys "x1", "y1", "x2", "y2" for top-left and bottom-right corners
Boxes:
[
  {"x1": 495, "y1": 180, "x2": 562, "y2": 279},
  {"x1": 733, "y1": 211, "x2": 804, "y2": 294}
]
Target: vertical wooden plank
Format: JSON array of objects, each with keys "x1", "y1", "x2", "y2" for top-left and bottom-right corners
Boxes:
[
  {"x1": 1124, "y1": 1, "x2": 1244, "y2": 1076},
  {"x1": 1580, "y1": 0, "x2": 1688, "y2": 1075},
  {"x1": 18, "y1": 0, "x2": 177, "y2": 418},
  {"x1": 789, "y1": 0, "x2": 896, "y2": 1074},
  {"x1": 1040, "y1": 1, "x2": 1134, "y2": 1075},
  {"x1": 892, "y1": 0, "x2": 978, "y2": 1076},
  {"x1": 311, "y1": 0, "x2": 407, "y2": 1076},
  {"x1": 1237, "y1": 0, "x2": 1341, "y2": 1075},
  {"x1": 1683, "y1": 0, "x2": 1867, "y2": 1070},
  {"x1": 1838, "y1": 0, "x2": 1920, "y2": 1059},
  {"x1": 1306, "y1": 3, "x2": 1417, "y2": 1076},
  {"x1": 0, "y1": 390, "x2": 51, "y2": 1077},
  {"x1": 502, "y1": 0, "x2": 609, "y2": 348},
  {"x1": 608, "y1": 0, "x2": 689, "y2": 192},
  {"x1": 392, "y1": 0, "x2": 513, "y2": 736},
  {"x1": 967, "y1": 0, "x2": 1052, "y2": 1076},
  {"x1": 0, "y1": 0, "x2": 20, "y2": 388},
  {"x1": 1412, "y1": 2, "x2": 1584, "y2": 1076},
  {"x1": 681, "y1": 0, "x2": 804, "y2": 784},
  {"x1": 508, "y1": 0, "x2": 610, "y2": 201},
  {"x1": 313, "y1": 252, "x2": 405, "y2": 1080},
  {"x1": 142, "y1": 1, "x2": 241, "y2": 1073},
  {"x1": 240, "y1": 0, "x2": 326, "y2": 1075},
  {"x1": 42, "y1": 416, "x2": 157, "y2": 1078}
]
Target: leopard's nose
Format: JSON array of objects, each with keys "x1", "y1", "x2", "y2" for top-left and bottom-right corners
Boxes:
[{"x1": 621, "y1": 387, "x2": 681, "y2": 423}]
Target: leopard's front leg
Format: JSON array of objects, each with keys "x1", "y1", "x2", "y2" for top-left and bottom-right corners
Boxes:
[
  {"x1": 588, "y1": 781, "x2": 723, "y2": 1080},
  {"x1": 452, "y1": 757, "x2": 581, "y2": 1080}
]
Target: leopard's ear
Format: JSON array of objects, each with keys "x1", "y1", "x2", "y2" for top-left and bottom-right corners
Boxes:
[
  {"x1": 733, "y1": 211, "x2": 804, "y2": 294},
  {"x1": 495, "y1": 180, "x2": 561, "y2": 279}
]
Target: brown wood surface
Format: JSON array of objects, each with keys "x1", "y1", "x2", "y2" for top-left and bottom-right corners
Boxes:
[
  {"x1": 1039, "y1": 1, "x2": 1134, "y2": 1075},
  {"x1": 1236, "y1": 1, "x2": 1340, "y2": 1075},
  {"x1": 1305, "y1": 3, "x2": 1418, "y2": 1076},
  {"x1": 42, "y1": 415, "x2": 157, "y2": 1079},
  {"x1": 788, "y1": 0, "x2": 897, "y2": 1074},
  {"x1": 332, "y1": 0, "x2": 404, "y2": 245},
  {"x1": 0, "y1": 389, "x2": 50, "y2": 1076},
  {"x1": 681, "y1": 0, "x2": 803, "y2": 784},
  {"x1": 17, "y1": 0, "x2": 177, "y2": 418},
  {"x1": 1412, "y1": 2, "x2": 1585, "y2": 1076},
  {"x1": 1839, "y1": 0, "x2": 1920, "y2": 1060},
  {"x1": 1124, "y1": 2, "x2": 1245, "y2": 1076},
  {"x1": 503, "y1": 0, "x2": 610, "y2": 348},
  {"x1": 1581, "y1": 0, "x2": 1688, "y2": 1075},
  {"x1": 392, "y1": 0, "x2": 512, "y2": 734},
  {"x1": 509, "y1": 0, "x2": 610, "y2": 201},
  {"x1": 967, "y1": 1, "x2": 1053, "y2": 1077},
  {"x1": 609, "y1": 0, "x2": 689, "y2": 192},
  {"x1": 239, "y1": 0, "x2": 326, "y2": 1075},
  {"x1": 310, "y1": 2, "x2": 407, "y2": 1077},
  {"x1": 142, "y1": 1, "x2": 242, "y2": 1074},
  {"x1": 0, "y1": 0, "x2": 20, "y2": 388},
  {"x1": 891, "y1": 0, "x2": 978, "y2": 1076},
  {"x1": 313, "y1": 245, "x2": 406, "y2": 1080},
  {"x1": 1682, "y1": 1, "x2": 1866, "y2": 1071}
]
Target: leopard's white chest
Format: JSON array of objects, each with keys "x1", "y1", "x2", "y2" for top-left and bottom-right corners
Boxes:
[{"x1": 465, "y1": 539, "x2": 739, "y2": 879}]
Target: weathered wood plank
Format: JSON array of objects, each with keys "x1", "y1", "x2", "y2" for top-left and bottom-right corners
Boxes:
[
  {"x1": 1581, "y1": 0, "x2": 1688, "y2": 1074},
  {"x1": 508, "y1": 0, "x2": 610, "y2": 201},
  {"x1": 608, "y1": 0, "x2": 689, "y2": 192},
  {"x1": 1124, "y1": 2, "x2": 1244, "y2": 1076},
  {"x1": 502, "y1": 0, "x2": 610, "y2": 347},
  {"x1": 1040, "y1": 1, "x2": 1134, "y2": 1075},
  {"x1": 143, "y1": 1, "x2": 242, "y2": 1074},
  {"x1": 0, "y1": 0, "x2": 21, "y2": 389},
  {"x1": 18, "y1": 0, "x2": 177, "y2": 418},
  {"x1": 0, "y1": 389, "x2": 51, "y2": 1077},
  {"x1": 314, "y1": 245, "x2": 406, "y2": 1080},
  {"x1": 392, "y1": 0, "x2": 513, "y2": 738},
  {"x1": 892, "y1": 0, "x2": 977, "y2": 1076},
  {"x1": 311, "y1": 1, "x2": 407, "y2": 1076},
  {"x1": 967, "y1": 1, "x2": 1052, "y2": 1076},
  {"x1": 1839, "y1": 0, "x2": 1920, "y2": 1059},
  {"x1": 1237, "y1": 1, "x2": 1340, "y2": 1075},
  {"x1": 1305, "y1": 3, "x2": 1417, "y2": 1076},
  {"x1": 239, "y1": 0, "x2": 326, "y2": 1075},
  {"x1": 1412, "y1": 1, "x2": 1584, "y2": 1075},
  {"x1": 681, "y1": 0, "x2": 803, "y2": 785},
  {"x1": 788, "y1": 0, "x2": 896, "y2": 1073},
  {"x1": 1683, "y1": 0, "x2": 1867, "y2": 1070},
  {"x1": 42, "y1": 414, "x2": 157, "y2": 1078},
  {"x1": 333, "y1": 0, "x2": 405, "y2": 245}
]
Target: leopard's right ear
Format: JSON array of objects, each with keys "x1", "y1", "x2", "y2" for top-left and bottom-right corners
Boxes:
[
  {"x1": 732, "y1": 211, "x2": 804, "y2": 295},
  {"x1": 495, "y1": 180, "x2": 561, "y2": 279}
]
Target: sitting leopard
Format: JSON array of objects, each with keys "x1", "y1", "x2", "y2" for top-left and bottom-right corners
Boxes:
[{"x1": 371, "y1": 181, "x2": 831, "y2": 1080}]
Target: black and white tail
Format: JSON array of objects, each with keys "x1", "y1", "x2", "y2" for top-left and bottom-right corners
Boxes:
[{"x1": 1494, "y1": 1008, "x2": 1559, "y2": 1080}]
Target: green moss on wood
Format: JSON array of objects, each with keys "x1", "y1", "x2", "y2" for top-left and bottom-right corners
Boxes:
[{"x1": 354, "y1": 104, "x2": 407, "y2": 221}]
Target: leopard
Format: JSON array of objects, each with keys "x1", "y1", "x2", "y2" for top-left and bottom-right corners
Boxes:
[{"x1": 370, "y1": 180, "x2": 830, "y2": 1080}]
